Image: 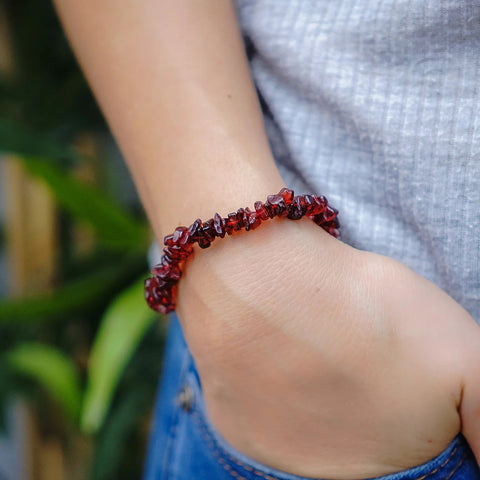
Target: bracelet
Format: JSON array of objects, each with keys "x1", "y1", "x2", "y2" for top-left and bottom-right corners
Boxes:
[{"x1": 145, "y1": 188, "x2": 340, "y2": 314}]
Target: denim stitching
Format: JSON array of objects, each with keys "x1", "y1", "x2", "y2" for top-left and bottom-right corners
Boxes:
[
  {"x1": 444, "y1": 453, "x2": 468, "y2": 480},
  {"x1": 190, "y1": 409, "x2": 249, "y2": 480},
  {"x1": 191, "y1": 408, "x2": 282, "y2": 480},
  {"x1": 416, "y1": 445, "x2": 458, "y2": 480}
]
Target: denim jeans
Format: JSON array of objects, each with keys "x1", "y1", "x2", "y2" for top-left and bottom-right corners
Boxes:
[{"x1": 143, "y1": 314, "x2": 480, "y2": 480}]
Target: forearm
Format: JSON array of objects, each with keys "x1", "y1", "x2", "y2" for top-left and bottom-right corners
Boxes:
[{"x1": 53, "y1": 0, "x2": 284, "y2": 240}]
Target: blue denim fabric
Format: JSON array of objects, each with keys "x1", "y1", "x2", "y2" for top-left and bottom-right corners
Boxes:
[{"x1": 143, "y1": 314, "x2": 480, "y2": 480}]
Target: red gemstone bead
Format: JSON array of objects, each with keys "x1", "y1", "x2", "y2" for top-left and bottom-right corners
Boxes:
[
  {"x1": 311, "y1": 195, "x2": 327, "y2": 215},
  {"x1": 241, "y1": 208, "x2": 250, "y2": 231},
  {"x1": 323, "y1": 216, "x2": 340, "y2": 229},
  {"x1": 152, "y1": 262, "x2": 181, "y2": 282},
  {"x1": 164, "y1": 245, "x2": 190, "y2": 261},
  {"x1": 156, "y1": 287, "x2": 172, "y2": 304},
  {"x1": 279, "y1": 187, "x2": 294, "y2": 205},
  {"x1": 145, "y1": 276, "x2": 155, "y2": 289},
  {"x1": 225, "y1": 212, "x2": 242, "y2": 235},
  {"x1": 266, "y1": 193, "x2": 281, "y2": 205},
  {"x1": 213, "y1": 212, "x2": 226, "y2": 238},
  {"x1": 287, "y1": 195, "x2": 307, "y2": 220},
  {"x1": 164, "y1": 226, "x2": 189, "y2": 247},
  {"x1": 163, "y1": 234, "x2": 175, "y2": 247},
  {"x1": 262, "y1": 201, "x2": 276, "y2": 219},
  {"x1": 324, "y1": 205, "x2": 338, "y2": 222},
  {"x1": 303, "y1": 194, "x2": 317, "y2": 215},
  {"x1": 152, "y1": 289, "x2": 175, "y2": 313},
  {"x1": 146, "y1": 273, "x2": 169, "y2": 290},
  {"x1": 310, "y1": 213, "x2": 326, "y2": 226},
  {"x1": 179, "y1": 234, "x2": 193, "y2": 251},
  {"x1": 243, "y1": 207, "x2": 260, "y2": 230},
  {"x1": 146, "y1": 276, "x2": 177, "y2": 313},
  {"x1": 266, "y1": 194, "x2": 287, "y2": 216},
  {"x1": 188, "y1": 219, "x2": 203, "y2": 241},
  {"x1": 197, "y1": 237, "x2": 211, "y2": 249},
  {"x1": 144, "y1": 278, "x2": 158, "y2": 309},
  {"x1": 249, "y1": 214, "x2": 262, "y2": 230},
  {"x1": 162, "y1": 252, "x2": 174, "y2": 264},
  {"x1": 145, "y1": 292, "x2": 156, "y2": 310},
  {"x1": 236, "y1": 208, "x2": 246, "y2": 229},
  {"x1": 190, "y1": 218, "x2": 211, "y2": 247},
  {"x1": 202, "y1": 218, "x2": 216, "y2": 241},
  {"x1": 254, "y1": 201, "x2": 269, "y2": 220},
  {"x1": 150, "y1": 264, "x2": 167, "y2": 277}
]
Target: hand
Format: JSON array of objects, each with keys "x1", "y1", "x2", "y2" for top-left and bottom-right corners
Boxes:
[{"x1": 175, "y1": 218, "x2": 480, "y2": 479}]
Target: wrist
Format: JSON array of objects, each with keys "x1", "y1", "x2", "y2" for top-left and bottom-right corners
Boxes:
[
  {"x1": 148, "y1": 188, "x2": 341, "y2": 314},
  {"x1": 137, "y1": 151, "x2": 285, "y2": 241}
]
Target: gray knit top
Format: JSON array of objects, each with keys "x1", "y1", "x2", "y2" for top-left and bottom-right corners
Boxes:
[{"x1": 233, "y1": 0, "x2": 480, "y2": 323}]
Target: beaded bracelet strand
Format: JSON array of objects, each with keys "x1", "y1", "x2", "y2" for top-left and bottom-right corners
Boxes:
[{"x1": 145, "y1": 188, "x2": 340, "y2": 314}]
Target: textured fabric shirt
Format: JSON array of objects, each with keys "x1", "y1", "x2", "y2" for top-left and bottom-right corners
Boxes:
[{"x1": 233, "y1": 0, "x2": 480, "y2": 323}]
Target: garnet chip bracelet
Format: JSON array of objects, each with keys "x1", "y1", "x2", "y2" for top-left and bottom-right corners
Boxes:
[{"x1": 145, "y1": 188, "x2": 340, "y2": 314}]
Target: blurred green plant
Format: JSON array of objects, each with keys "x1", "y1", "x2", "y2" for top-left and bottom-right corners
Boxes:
[
  {"x1": 0, "y1": 1, "x2": 166, "y2": 478},
  {"x1": 0, "y1": 150, "x2": 165, "y2": 479}
]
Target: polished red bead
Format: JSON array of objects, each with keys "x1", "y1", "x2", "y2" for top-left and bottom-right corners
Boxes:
[
  {"x1": 244, "y1": 207, "x2": 261, "y2": 231},
  {"x1": 304, "y1": 194, "x2": 319, "y2": 215},
  {"x1": 254, "y1": 201, "x2": 269, "y2": 220},
  {"x1": 262, "y1": 202, "x2": 276, "y2": 219},
  {"x1": 164, "y1": 226, "x2": 189, "y2": 247},
  {"x1": 145, "y1": 279, "x2": 166, "y2": 311},
  {"x1": 324, "y1": 205, "x2": 338, "y2": 222},
  {"x1": 150, "y1": 264, "x2": 167, "y2": 277},
  {"x1": 236, "y1": 208, "x2": 246, "y2": 229},
  {"x1": 213, "y1": 212, "x2": 226, "y2": 238},
  {"x1": 197, "y1": 237, "x2": 211, "y2": 249},
  {"x1": 241, "y1": 208, "x2": 250, "y2": 231},
  {"x1": 190, "y1": 218, "x2": 211, "y2": 248},
  {"x1": 162, "y1": 252, "x2": 174, "y2": 264},
  {"x1": 188, "y1": 219, "x2": 203, "y2": 242},
  {"x1": 164, "y1": 245, "x2": 190, "y2": 261},
  {"x1": 144, "y1": 276, "x2": 156, "y2": 290},
  {"x1": 151, "y1": 262, "x2": 181, "y2": 282},
  {"x1": 287, "y1": 195, "x2": 307, "y2": 220},
  {"x1": 312, "y1": 195, "x2": 327, "y2": 215},
  {"x1": 279, "y1": 187, "x2": 294, "y2": 205},
  {"x1": 324, "y1": 216, "x2": 340, "y2": 229},
  {"x1": 266, "y1": 194, "x2": 287, "y2": 216},
  {"x1": 156, "y1": 287, "x2": 172, "y2": 305},
  {"x1": 266, "y1": 193, "x2": 282, "y2": 205},
  {"x1": 226, "y1": 212, "x2": 242, "y2": 235},
  {"x1": 310, "y1": 213, "x2": 326, "y2": 226},
  {"x1": 202, "y1": 218, "x2": 216, "y2": 241}
]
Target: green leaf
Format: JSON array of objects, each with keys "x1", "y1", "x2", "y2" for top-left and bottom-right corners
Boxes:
[
  {"x1": 0, "y1": 119, "x2": 80, "y2": 164},
  {"x1": 20, "y1": 156, "x2": 149, "y2": 251},
  {"x1": 81, "y1": 279, "x2": 157, "y2": 434},
  {"x1": 6, "y1": 343, "x2": 82, "y2": 422},
  {"x1": 0, "y1": 254, "x2": 146, "y2": 326}
]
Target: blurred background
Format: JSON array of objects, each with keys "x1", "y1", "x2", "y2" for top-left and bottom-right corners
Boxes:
[{"x1": 0, "y1": 1, "x2": 166, "y2": 478}]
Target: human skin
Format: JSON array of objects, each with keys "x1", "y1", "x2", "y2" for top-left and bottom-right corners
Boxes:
[{"x1": 53, "y1": 0, "x2": 480, "y2": 478}]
